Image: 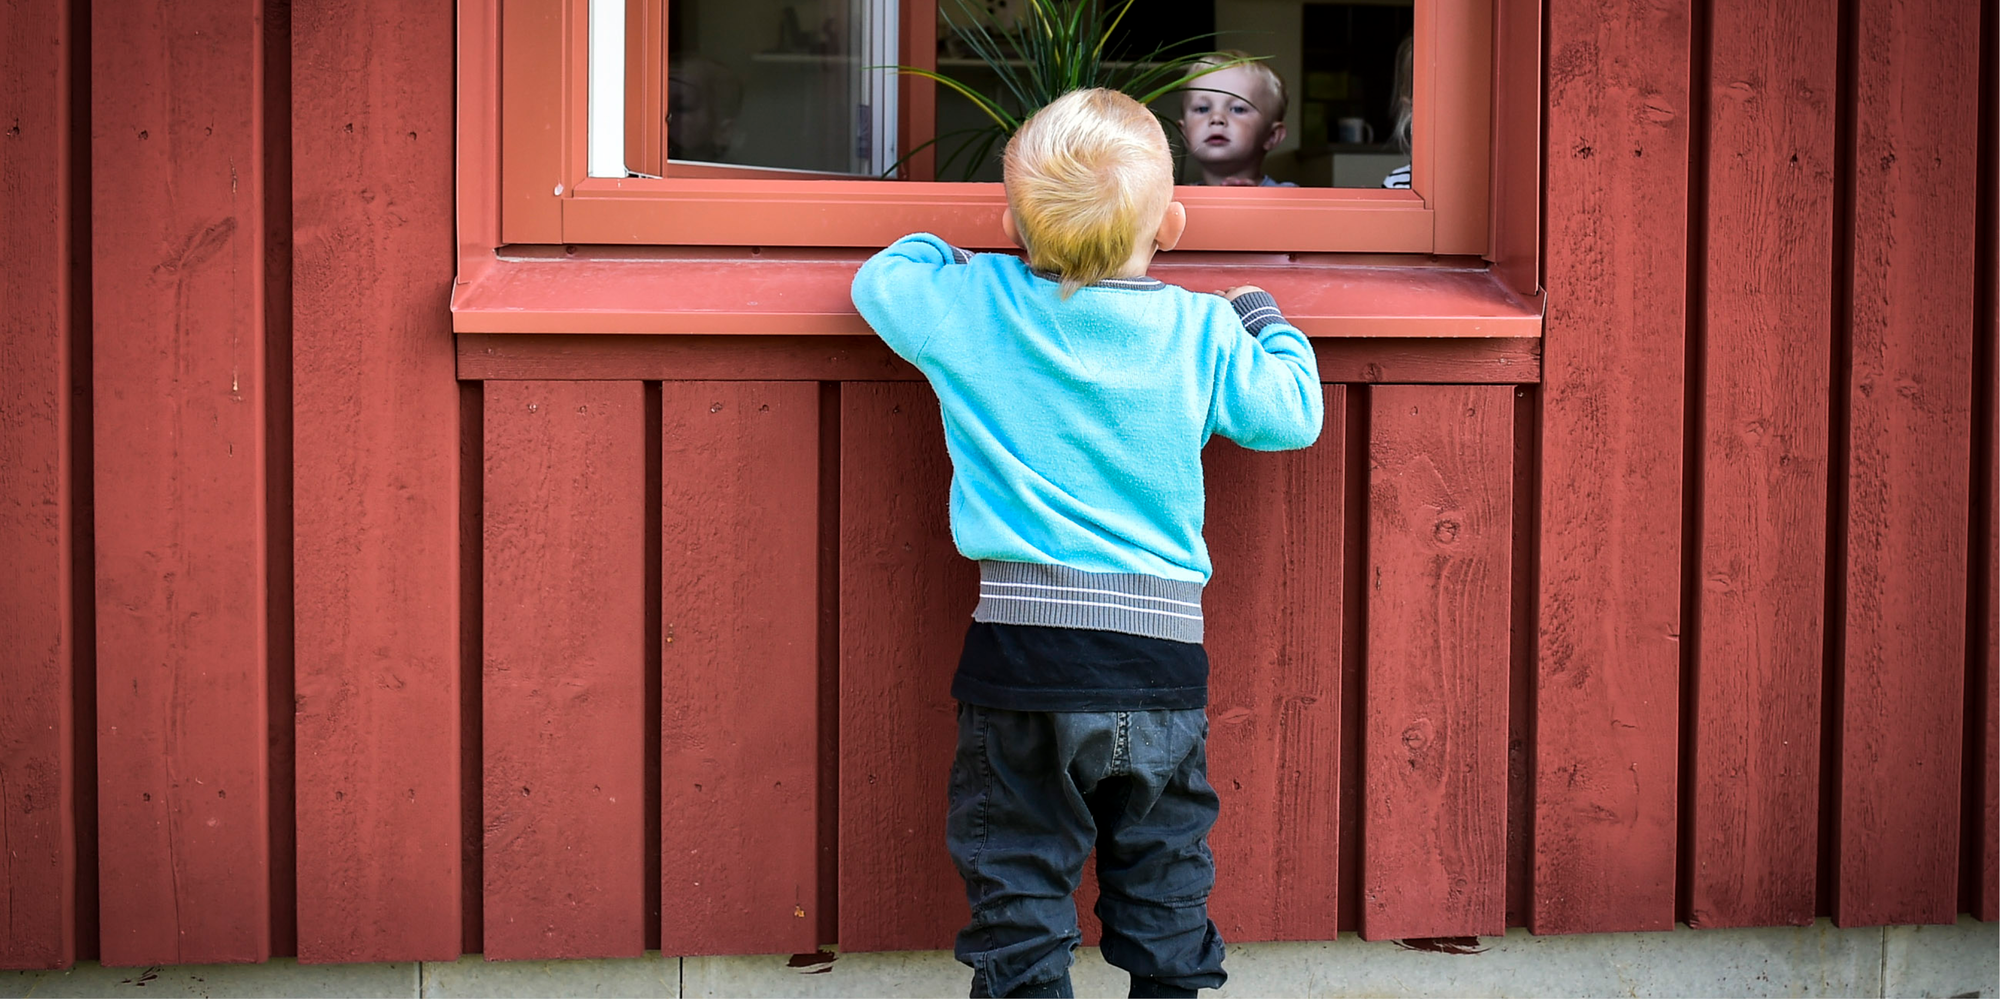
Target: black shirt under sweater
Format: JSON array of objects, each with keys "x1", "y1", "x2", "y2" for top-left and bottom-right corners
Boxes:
[{"x1": 951, "y1": 621, "x2": 1209, "y2": 712}]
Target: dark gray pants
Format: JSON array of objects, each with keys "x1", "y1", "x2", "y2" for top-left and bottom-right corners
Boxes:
[{"x1": 947, "y1": 703, "x2": 1227, "y2": 998}]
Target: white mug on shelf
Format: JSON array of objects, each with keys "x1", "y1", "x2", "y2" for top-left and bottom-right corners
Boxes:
[{"x1": 1335, "y1": 116, "x2": 1374, "y2": 145}]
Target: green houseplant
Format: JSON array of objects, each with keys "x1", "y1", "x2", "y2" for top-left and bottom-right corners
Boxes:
[{"x1": 897, "y1": 0, "x2": 1264, "y2": 180}]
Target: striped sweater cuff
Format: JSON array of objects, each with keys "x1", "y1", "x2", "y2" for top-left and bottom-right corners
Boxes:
[
  {"x1": 1230, "y1": 291, "x2": 1288, "y2": 336},
  {"x1": 972, "y1": 561, "x2": 1204, "y2": 643}
]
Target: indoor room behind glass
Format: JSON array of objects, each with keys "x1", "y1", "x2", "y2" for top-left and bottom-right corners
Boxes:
[{"x1": 655, "y1": 0, "x2": 1415, "y2": 187}]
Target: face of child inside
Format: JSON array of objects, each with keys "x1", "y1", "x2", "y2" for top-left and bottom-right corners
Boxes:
[{"x1": 1180, "y1": 66, "x2": 1285, "y2": 186}]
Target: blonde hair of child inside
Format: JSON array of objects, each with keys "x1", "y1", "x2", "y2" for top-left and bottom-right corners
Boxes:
[
  {"x1": 1002, "y1": 88, "x2": 1174, "y2": 298},
  {"x1": 1185, "y1": 50, "x2": 1287, "y2": 122}
]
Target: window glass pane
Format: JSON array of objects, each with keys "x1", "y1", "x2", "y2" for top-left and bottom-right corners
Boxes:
[
  {"x1": 625, "y1": 0, "x2": 1417, "y2": 186},
  {"x1": 1296, "y1": 1, "x2": 1413, "y2": 188},
  {"x1": 668, "y1": 0, "x2": 899, "y2": 175},
  {"x1": 928, "y1": 0, "x2": 1413, "y2": 188}
]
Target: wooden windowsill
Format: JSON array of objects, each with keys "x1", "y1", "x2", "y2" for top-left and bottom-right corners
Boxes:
[
  {"x1": 450, "y1": 246, "x2": 1545, "y2": 339},
  {"x1": 456, "y1": 334, "x2": 1541, "y2": 384}
]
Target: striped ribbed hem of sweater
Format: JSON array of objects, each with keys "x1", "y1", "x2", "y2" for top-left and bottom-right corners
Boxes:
[{"x1": 971, "y1": 560, "x2": 1204, "y2": 644}]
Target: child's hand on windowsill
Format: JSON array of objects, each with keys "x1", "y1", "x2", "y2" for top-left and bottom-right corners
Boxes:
[{"x1": 1218, "y1": 285, "x2": 1267, "y2": 302}]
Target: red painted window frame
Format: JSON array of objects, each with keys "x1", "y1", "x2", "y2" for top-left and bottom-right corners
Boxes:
[{"x1": 452, "y1": 0, "x2": 1543, "y2": 336}]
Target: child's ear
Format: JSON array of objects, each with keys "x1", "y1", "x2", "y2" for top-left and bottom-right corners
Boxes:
[
  {"x1": 1002, "y1": 209, "x2": 1026, "y2": 249},
  {"x1": 1263, "y1": 120, "x2": 1288, "y2": 152},
  {"x1": 1155, "y1": 202, "x2": 1188, "y2": 252}
]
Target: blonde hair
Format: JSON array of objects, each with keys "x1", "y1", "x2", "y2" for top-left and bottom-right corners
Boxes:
[
  {"x1": 1183, "y1": 50, "x2": 1287, "y2": 123},
  {"x1": 1002, "y1": 88, "x2": 1173, "y2": 297}
]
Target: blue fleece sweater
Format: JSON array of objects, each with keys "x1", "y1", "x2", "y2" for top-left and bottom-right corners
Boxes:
[{"x1": 850, "y1": 233, "x2": 1322, "y2": 586}]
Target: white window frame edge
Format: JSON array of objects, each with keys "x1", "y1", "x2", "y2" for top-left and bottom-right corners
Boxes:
[
  {"x1": 588, "y1": 0, "x2": 627, "y2": 178},
  {"x1": 858, "y1": 2, "x2": 899, "y2": 176}
]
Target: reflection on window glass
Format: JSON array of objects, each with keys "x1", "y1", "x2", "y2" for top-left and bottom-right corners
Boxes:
[
  {"x1": 650, "y1": 0, "x2": 1415, "y2": 186},
  {"x1": 1178, "y1": 54, "x2": 1295, "y2": 187},
  {"x1": 928, "y1": 0, "x2": 1412, "y2": 187},
  {"x1": 930, "y1": 0, "x2": 1218, "y2": 183},
  {"x1": 1298, "y1": 1, "x2": 1412, "y2": 188},
  {"x1": 669, "y1": 0, "x2": 898, "y2": 175}
]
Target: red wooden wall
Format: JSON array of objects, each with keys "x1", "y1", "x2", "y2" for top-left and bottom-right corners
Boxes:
[{"x1": 1, "y1": 0, "x2": 1995, "y2": 970}]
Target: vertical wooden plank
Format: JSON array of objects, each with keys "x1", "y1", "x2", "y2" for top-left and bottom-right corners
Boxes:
[
  {"x1": 481, "y1": 381, "x2": 648, "y2": 959},
  {"x1": 1984, "y1": 129, "x2": 1999, "y2": 930},
  {"x1": 1505, "y1": 388, "x2": 1541, "y2": 928},
  {"x1": 1362, "y1": 386, "x2": 1512, "y2": 940},
  {"x1": 89, "y1": 0, "x2": 271, "y2": 965},
  {"x1": 837, "y1": 382, "x2": 978, "y2": 952},
  {"x1": 1687, "y1": 0, "x2": 1837, "y2": 930},
  {"x1": 1985, "y1": 340, "x2": 1998, "y2": 919},
  {"x1": 292, "y1": 0, "x2": 464, "y2": 963},
  {"x1": 459, "y1": 382, "x2": 487, "y2": 959},
  {"x1": 658, "y1": 381, "x2": 822, "y2": 956},
  {"x1": 1986, "y1": 494, "x2": 1998, "y2": 922},
  {"x1": 0, "y1": 0, "x2": 77, "y2": 970},
  {"x1": 1534, "y1": 0, "x2": 1690, "y2": 934},
  {"x1": 1200, "y1": 386, "x2": 1345, "y2": 944},
  {"x1": 1835, "y1": 0, "x2": 1979, "y2": 928},
  {"x1": 1972, "y1": 0, "x2": 1998, "y2": 925},
  {"x1": 262, "y1": 0, "x2": 298, "y2": 957},
  {"x1": 1981, "y1": 256, "x2": 1998, "y2": 921}
]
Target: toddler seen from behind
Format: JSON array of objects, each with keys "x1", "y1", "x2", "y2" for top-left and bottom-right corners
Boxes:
[{"x1": 851, "y1": 88, "x2": 1323, "y2": 999}]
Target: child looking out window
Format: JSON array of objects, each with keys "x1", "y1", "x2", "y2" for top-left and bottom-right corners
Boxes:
[
  {"x1": 1178, "y1": 51, "x2": 1294, "y2": 187},
  {"x1": 852, "y1": 88, "x2": 1322, "y2": 998}
]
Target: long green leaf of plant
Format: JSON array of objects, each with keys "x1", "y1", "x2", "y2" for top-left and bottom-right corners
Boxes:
[
  {"x1": 1091, "y1": 0, "x2": 1139, "y2": 63},
  {"x1": 895, "y1": 68, "x2": 1021, "y2": 132}
]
